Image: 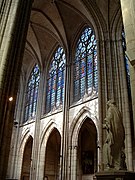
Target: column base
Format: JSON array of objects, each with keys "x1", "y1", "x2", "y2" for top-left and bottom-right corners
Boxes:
[{"x1": 95, "y1": 171, "x2": 135, "y2": 180}]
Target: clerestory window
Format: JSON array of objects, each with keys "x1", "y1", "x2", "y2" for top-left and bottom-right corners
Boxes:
[
  {"x1": 122, "y1": 29, "x2": 130, "y2": 87},
  {"x1": 46, "y1": 46, "x2": 66, "y2": 113},
  {"x1": 73, "y1": 27, "x2": 98, "y2": 102},
  {"x1": 24, "y1": 64, "x2": 40, "y2": 122}
]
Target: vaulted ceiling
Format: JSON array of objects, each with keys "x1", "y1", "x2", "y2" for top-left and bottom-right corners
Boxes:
[{"x1": 23, "y1": 0, "x2": 121, "y2": 72}]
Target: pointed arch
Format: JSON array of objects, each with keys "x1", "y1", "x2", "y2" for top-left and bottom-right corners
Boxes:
[
  {"x1": 21, "y1": 136, "x2": 33, "y2": 180},
  {"x1": 16, "y1": 130, "x2": 33, "y2": 179},
  {"x1": 69, "y1": 106, "x2": 99, "y2": 179},
  {"x1": 37, "y1": 121, "x2": 61, "y2": 180},
  {"x1": 40, "y1": 119, "x2": 61, "y2": 147},
  {"x1": 70, "y1": 106, "x2": 98, "y2": 147}
]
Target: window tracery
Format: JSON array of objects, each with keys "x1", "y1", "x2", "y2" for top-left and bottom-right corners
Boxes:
[
  {"x1": 24, "y1": 64, "x2": 40, "y2": 122},
  {"x1": 73, "y1": 27, "x2": 98, "y2": 102},
  {"x1": 46, "y1": 46, "x2": 66, "y2": 113}
]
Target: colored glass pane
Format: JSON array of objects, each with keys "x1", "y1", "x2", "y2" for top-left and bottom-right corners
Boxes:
[
  {"x1": 122, "y1": 29, "x2": 130, "y2": 87},
  {"x1": 73, "y1": 27, "x2": 98, "y2": 101},
  {"x1": 24, "y1": 64, "x2": 40, "y2": 122},
  {"x1": 46, "y1": 46, "x2": 66, "y2": 113}
]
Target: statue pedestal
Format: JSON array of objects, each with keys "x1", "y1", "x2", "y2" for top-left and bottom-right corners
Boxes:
[{"x1": 95, "y1": 171, "x2": 135, "y2": 180}]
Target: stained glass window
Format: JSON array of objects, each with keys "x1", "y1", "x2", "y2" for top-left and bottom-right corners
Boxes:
[
  {"x1": 24, "y1": 64, "x2": 40, "y2": 122},
  {"x1": 122, "y1": 29, "x2": 130, "y2": 87},
  {"x1": 74, "y1": 27, "x2": 98, "y2": 102},
  {"x1": 46, "y1": 46, "x2": 66, "y2": 113}
]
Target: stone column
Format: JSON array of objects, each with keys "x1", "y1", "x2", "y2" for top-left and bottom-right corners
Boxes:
[
  {"x1": 120, "y1": 0, "x2": 135, "y2": 138},
  {"x1": 71, "y1": 146, "x2": 78, "y2": 180},
  {"x1": 0, "y1": 0, "x2": 33, "y2": 179},
  {"x1": 6, "y1": 76, "x2": 26, "y2": 179},
  {"x1": 116, "y1": 39, "x2": 133, "y2": 171},
  {"x1": 30, "y1": 72, "x2": 45, "y2": 180},
  {"x1": 97, "y1": 39, "x2": 106, "y2": 171},
  {"x1": 60, "y1": 53, "x2": 70, "y2": 180},
  {"x1": 99, "y1": 31, "x2": 133, "y2": 171},
  {"x1": 129, "y1": 64, "x2": 135, "y2": 136}
]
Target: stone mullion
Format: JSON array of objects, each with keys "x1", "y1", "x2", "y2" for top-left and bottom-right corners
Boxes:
[
  {"x1": 79, "y1": 49, "x2": 81, "y2": 99},
  {"x1": 85, "y1": 44, "x2": 88, "y2": 94},
  {"x1": 0, "y1": 0, "x2": 33, "y2": 178},
  {"x1": 92, "y1": 49, "x2": 95, "y2": 89},
  {"x1": 61, "y1": 69, "x2": 64, "y2": 104}
]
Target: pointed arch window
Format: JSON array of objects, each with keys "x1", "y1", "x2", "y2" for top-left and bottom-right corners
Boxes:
[
  {"x1": 73, "y1": 27, "x2": 98, "y2": 102},
  {"x1": 46, "y1": 46, "x2": 66, "y2": 113},
  {"x1": 24, "y1": 64, "x2": 40, "y2": 122}
]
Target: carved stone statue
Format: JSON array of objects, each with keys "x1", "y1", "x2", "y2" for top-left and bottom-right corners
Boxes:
[{"x1": 103, "y1": 99, "x2": 127, "y2": 170}]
